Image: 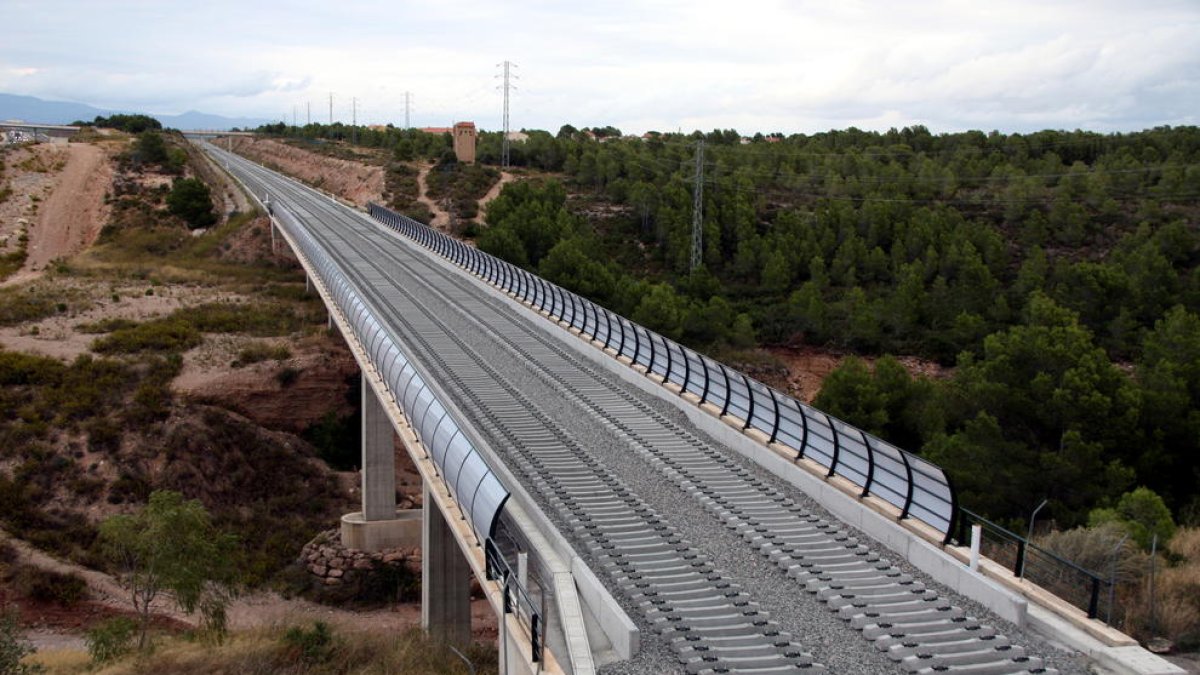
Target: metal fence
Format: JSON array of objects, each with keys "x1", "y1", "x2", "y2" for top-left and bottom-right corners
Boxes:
[
  {"x1": 956, "y1": 508, "x2": 1112, "y2": 620},
  {"x1": 368, "y1": 203, "x2": 960, "y2": 544}
]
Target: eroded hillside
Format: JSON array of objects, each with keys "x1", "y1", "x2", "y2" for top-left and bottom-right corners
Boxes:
[{"x1": 0, "y1": 131, "x2": 439, "y2": 656}]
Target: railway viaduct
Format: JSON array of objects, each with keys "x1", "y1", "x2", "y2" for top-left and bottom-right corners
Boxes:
[{"x1": 200, "y1": 139, "x2": 1181, "y2": 675}]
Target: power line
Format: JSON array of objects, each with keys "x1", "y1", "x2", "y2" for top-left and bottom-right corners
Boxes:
[
  {"x1": 498, "y1": 60, "x2": 518, "y2": 168},
  {"x1": 691, "y1": 140, "x2": 704, "y2": 272}
]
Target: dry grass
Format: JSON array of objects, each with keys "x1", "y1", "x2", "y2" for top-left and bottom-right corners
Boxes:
[
  {"x1": 1035, "y1": 524, "x2": 1200, "y2": 647},
  {"x1": 54, "y1": 623, "x2": 498, "y2": 675},
  {"x1": 25, "y1": 648, "x2": 91, "y2": 672},
  {"x1": 1169, "y1": 527, "x2": 1200, "y2": 561},
  {"x1": 1036, "y1": 522, "x2": 1149, "y2": 582},
  {"x1": 1117, "y1": 527, "x2": 1200, "y2": 648}
]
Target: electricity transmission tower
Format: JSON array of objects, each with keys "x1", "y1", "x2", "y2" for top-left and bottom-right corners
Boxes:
[
  {"x1": 498, "y1": 61, "x2": 517, "y2": 168},
  {"x1": 404, "y1": 91, "x2": 412, "y2": 129},
  {"x1": 328, "y1": 93, "x2": 333, "y2": 125},
  {"x1": 352, "y1": 97, "x2": 357, "y2": 144},
  {"x1": 691, "y1": 140, "x2": 705, "y2": 272}
]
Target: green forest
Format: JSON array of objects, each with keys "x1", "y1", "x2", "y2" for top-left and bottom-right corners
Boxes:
[{"x1": 259, "y1": 121, "x2": 1200, "y2": 534}]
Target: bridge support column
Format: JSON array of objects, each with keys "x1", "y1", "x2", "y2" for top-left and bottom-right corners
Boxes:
[
  {"x1": 340, "y1": 379, "x2": 420, "y2": 551},
  {"x1": 361, "y1": 377, "x2": 395, "y2": 520},
  {"x1": 422, "y1": 481, "x2": 472, "y2": 646}
]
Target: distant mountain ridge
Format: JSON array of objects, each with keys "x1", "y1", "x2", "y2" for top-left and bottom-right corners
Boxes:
[{"x1": 0, "y1": 93, "x2": 269, "y2": 130}]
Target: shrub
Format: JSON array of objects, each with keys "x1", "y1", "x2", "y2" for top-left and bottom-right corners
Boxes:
[
  {"x1": 0, "y1": 352, "x2": 65, "y2": 387},
  {"x1": 13, "y1": 565, "x2": 89, "y2": 605},
  {"x1": 133, "y1": 131, "x2": 168, "y2": 164},
  {"x1": 303, "y1": 411, "x2": 360, "y2": 471},
  {"x1": 231, "y1": 343, "x2": 291, "y2": 368},
  {"x1": 281, "y1": 621, "x2": 335, "y2": 665},
  {"x1": 75, "y1": 317, "x2": 140, "y2": 334},
  {"x1": 85, "y1": 616, "x2": 137, "y2": 664},
  {"x1": 107, "y1": 471, "x2": 152, "y2": 505},
  {"x1": 0, "y1": 287, "x2": 59, "y2": 327},
  {"x1": 275, "y1": 367, "x2": 301, "y2": 388},
  {"x1": 358, "y1": 559, "x2": 420, "y2": 604},
  {"x1": 1037, "y1": 523, "x2": 1149, "y2": 581},
  {"x1": 166, "y1": 178, "x2": 215, "y2": 229},
  {"x1": 0, "y1": 474, "x2": 99, "y2": 564},
  {"x1": 85, "y1": 417, "x2": 123, "y2": 454},
  {"x1": 0, "y1": 541, "x2": 16, "y2": 566},
  {"x1": 0, "y1": 604, "x2": 40, "y2": 674},
  {"x1": 172, "y1": 302, "x2": 304, "y2": 336},
  {"x1": 1089, "y1": 487, "x2": 1177, "y2": 550},
  {"x1": 91, "y1": 319, "x2": 201, "y2": 354},
  {"x1": 87, "y1": 114, "x2": 161, "y2": 134}
]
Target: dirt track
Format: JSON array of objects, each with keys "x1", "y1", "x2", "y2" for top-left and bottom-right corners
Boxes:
[
  {"x1": 415, "y1": 163, "x2": 450, "y2": 230},
  {"x1": 2, "y1": 143, "x2": 111, "y2": 287},
  {"x1": 474, "y1": 170, "x2": 514, "y2": 224}
]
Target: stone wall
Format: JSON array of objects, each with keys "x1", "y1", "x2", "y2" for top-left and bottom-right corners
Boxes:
[{"x1": 299, "y1": 528, "x2": 420, "y2": 588}]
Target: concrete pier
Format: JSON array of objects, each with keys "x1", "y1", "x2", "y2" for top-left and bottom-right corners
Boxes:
[
  {"x1": 361, "y1": 377, "x2": 396, "y2": 521},
  {"x1": 422, "y1": 481, "x2": 472, "y2": 646},
  {"x1": 341, "y1": 379, "x2": 410, "y2": 551}
]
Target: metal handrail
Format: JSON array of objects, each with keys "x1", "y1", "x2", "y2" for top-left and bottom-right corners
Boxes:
[
  {"x1": 957, "y1": 508, "x2": 1107, "y2": 619},
  {"x1": 368, "y1": 203, "x2": 960, "y2": 543},
  {"x1": 484, "y1": 539, "x2": 544, "y2": 663}
]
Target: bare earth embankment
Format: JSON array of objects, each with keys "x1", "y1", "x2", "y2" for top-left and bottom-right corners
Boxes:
[
  {"x1": 1, "y1": 143, "x2": 112, "y2": 287},
  {"x1": 229, "y1": 137, "x2": 385, "y2": 207}
]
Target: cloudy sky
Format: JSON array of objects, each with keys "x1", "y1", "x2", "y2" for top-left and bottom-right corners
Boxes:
[{"x1": 1, "y1": 0, "x2": 1197, "y2": 135}]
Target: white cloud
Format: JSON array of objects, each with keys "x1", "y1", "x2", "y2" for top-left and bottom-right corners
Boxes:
[{"x1": 0, "y1": 0, "x2": 1196, "y2": 133}]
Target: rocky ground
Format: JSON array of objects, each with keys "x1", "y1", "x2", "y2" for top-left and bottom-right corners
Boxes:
[{"x1": 766, "y1": 344, "x2": 950, "y2": 402}]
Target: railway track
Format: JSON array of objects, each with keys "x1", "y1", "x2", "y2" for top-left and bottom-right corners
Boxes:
[{"x1": 214, "y1": 146, "x2": 1071, "y2": 675}]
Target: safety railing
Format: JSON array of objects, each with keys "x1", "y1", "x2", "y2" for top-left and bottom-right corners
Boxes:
[
  {"x1": 485, "y1": 538, "x2": 544, "y2": 663},
  {"x1": 270, "y1": 200, "x2": 511, "y2": 545},
  {"x1": 956, "y1": 508, "x2": 1111, "y2": 621},
  {"x1": 367, "y1": 203, "x2": 960, "y2": 544}
]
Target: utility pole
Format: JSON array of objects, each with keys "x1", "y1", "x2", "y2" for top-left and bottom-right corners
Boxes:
[
  {"x1": 498, "y1": 60, "x2": 517, "y2": 168},
  {"x1": 329, "y1": 92, "x2": 333, "y2": 125},
  {"x1": 292, "y1": 105, "x2": 296, "y2": 128},
  {"x1": 404, "y1": 91, "x2": 412, "y2": 129},
  {"x1": 691, "y1": 140, "x2": 705, "y2": 272},
  {"x1": 306, "y1": 101, "x2": 310, "y2": 126},
  {"x1": 352, "y1": 97, "x2": 357, "y2": 144}
]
